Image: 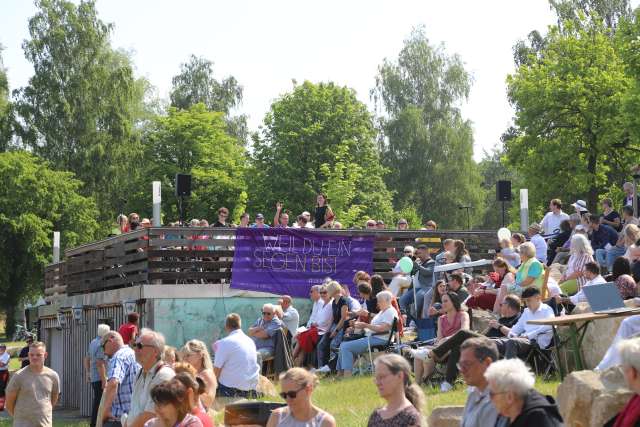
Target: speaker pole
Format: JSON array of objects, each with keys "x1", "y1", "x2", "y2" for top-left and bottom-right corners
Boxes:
[
  {"x1": 179, "y1": 195, "x2": 185, "y2": 226},
  {"x1": 501, "y1": 201, "x2": 506, "y2": 228}
]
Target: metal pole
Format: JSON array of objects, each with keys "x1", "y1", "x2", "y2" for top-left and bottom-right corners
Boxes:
[
  {"x1": 634, "y1": 180, "x2": 638, "y2": 218},
  {"x1": 152, "y1": 181, "x2": 161, "y2": 227},
  {"x1": 53, "y1": 231, "x2": 60, "y2": 263},
  {"x1": 520, "y1": 189, "x2": 529, "y2": 232}
]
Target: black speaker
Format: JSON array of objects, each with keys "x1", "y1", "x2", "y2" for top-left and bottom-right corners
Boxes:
[
  {"x1": 496, "y1": 180, "x2": 512, "y2": 202},
  {"x1": 175, "y1": 174, "x2": 191, "y2": 197},
  {"x1": 224, "y1": 401, "x2": 286, "y2": 426}
]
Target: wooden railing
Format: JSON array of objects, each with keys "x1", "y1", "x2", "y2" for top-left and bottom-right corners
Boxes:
[{"x1": 44, "y1": 228, "x2": 498, "y2": 296}]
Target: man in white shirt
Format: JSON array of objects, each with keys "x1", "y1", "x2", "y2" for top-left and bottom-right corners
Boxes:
[
  {"x1": 541, "y1": 198, "x2": 570, "y2": 236},
  {"x1": 305, "y1": 285, "x2": 323, "y2": 328},
  {"x1": 213, "y1": 313, "x2": 260, "y2": 398},
  {"x1": 125, "y1": 329, "x2": 174, "y2": 427},
  {"x1": 278, "y1": 295, "x2": 300, "y2": 337},
  {"x1": 494, "y1": 287, "x2": 555, "y2": 359},
  {"x1": 556, "y1": 262, "x2": 606, "y2": 307},
  {"x1": 528, "y1": 222, "x2": 548, "y2": 264}
]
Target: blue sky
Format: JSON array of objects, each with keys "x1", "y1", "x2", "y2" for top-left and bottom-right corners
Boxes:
[{"x1": 1, "y1": 1, "x2": 562, "y2": 159}]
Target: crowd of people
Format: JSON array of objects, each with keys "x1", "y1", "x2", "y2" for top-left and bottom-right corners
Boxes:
[
  {"x1": 112, "y1": 194, "x2": 442, "y2": 237},
  {"x1": 5, "y1": 185, "x2": 640, "y2": 426}
]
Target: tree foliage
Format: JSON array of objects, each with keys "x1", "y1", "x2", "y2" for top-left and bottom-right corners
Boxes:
[
  {"x1": 250, "y1": 81, "x2": 393, "y2": 227},
  {"x1": 372, "y1": 27, "x2": 483, "y2": 228},
  {"x1": 170, "y1": 55, "x2": 247, "y2": 145},
  {"x1": 138, "y1": 103, "x2": 248, "y2": 223},
  {"x1": 0, "y1": 45, "x2": 11, "y2": 152},
  {"x1": 0, "y1": 151, "x2": 98, "y2": 335},
  {"x1": 13, "y1": 0, "x2": 148, "y2": 224},
  {"x1": 505, "y1": 17, "x2": 633, "y2": 212}
]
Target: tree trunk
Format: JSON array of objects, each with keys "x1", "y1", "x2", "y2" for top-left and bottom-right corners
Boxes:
[{"x1": 587, "y1": 150, "x2": 599, "y2": 211}]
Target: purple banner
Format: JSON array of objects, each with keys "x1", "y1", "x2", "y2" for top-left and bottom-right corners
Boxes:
[{"x1": 231, "y1": 228, "x2": 375, "y2": 298}]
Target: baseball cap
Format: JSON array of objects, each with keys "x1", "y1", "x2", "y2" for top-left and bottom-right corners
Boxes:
[{"x1": 256, "y1": 213, "x2": 264, "y2": 219}]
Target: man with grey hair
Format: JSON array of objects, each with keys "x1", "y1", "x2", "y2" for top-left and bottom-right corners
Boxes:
[
  {"x1": 485, "y1": 358, "x2": 563, "y2": 426},
  {"x1": 459, "y1": 338, "x2": 502, "y2": 427},
  {"x1": 306, "y1": 285, "x2": 323, "y2": 328},
  {"x1": 84, "y1": 323, "x2": 110, "y2": 427},
  {"x1": 101, "y1": 331, "x2": 140, "y2": 427},
  {"x1": 125, "y1": 328, "x2": 174, "y2": 427},
  {"x1": 604, "y1": 337, "x2": 640, "y2": 426},
  {"x1": 278, "y1": 295, "x2": 299, "y2": 337},
  {"x1": 248, "y1": 303, "x2": 283, "y2": 366}
]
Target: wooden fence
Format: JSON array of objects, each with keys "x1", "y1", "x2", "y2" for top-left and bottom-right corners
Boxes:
[{"x1": 44, "y1": 228, "x2": 499, "y2": 296}]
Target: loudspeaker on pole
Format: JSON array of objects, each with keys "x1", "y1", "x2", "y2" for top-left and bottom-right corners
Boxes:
[
  {"x1": 496, "y1": 180, "x2": 512, "y2": 202},
  {"x1": 175, "y1": 174, "x2": 191, "y2": 197}
]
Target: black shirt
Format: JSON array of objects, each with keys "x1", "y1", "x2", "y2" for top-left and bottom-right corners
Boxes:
[
  {"x1": 19, "y1": 346, "x2": 30, "y2": 368},
  {"x1": 332, "y1": 296, "x2": 348, "y2": 328},
  {"x1": 314, "y1": 206, "x2": 327, "y2": 228},
  {"x1": 213, "y1": 221, "x2": 229, "y2": 227},
  {"x1": 365, "y1": 297, "x2": 379, "y2": 314},
  {"x1": 485, "y1": 313, "x2": 521, "y2": 338},
  {"x1": 603, "y1": 210, "x2": 622, "y2": 231}
]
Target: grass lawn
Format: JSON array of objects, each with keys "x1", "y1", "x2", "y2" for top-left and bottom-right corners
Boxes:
[{"x1": 0, "y1": 376, "x2": 560, "y2": 427}]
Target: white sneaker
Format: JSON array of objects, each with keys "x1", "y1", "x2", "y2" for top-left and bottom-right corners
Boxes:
[
  {"x1": 440, "y1": 381, "x2": 453, "y2": 392},
  {"x1": 316, "y1": 365, "x2": 331, "y2": 373}
]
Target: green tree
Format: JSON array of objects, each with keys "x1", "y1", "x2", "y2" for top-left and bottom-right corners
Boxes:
[
  {"x1": 0, "y1": 151, "x2": 98, "y2": 335},
  {"x1": 170, "y1": 55, "x2": 247, "y2": 145},
  {"x1": 250, "y1": 81, "x2": 393, "y2": 227},
  {"x1": 139, "y1": 103, "x2": 247, "y2": 222},
  {"x1": 372, "y1": 27, "x2": 483, "y2": 228},
  {"x1": 505, "y1": 18, "x2": 633, "y2": 212},
  {"x1": 13, "y1": 0, "x2": 149, "y2": 224}
]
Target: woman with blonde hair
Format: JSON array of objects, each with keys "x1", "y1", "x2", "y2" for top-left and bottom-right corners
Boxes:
[
  {"x1": 559, "y1": 233, "x2": 594, "y2": 295},
  {"x1": 180, "y1": 340, "x2": 217, "y2": 409},
  {"x1": 509, "y1": 242, "x2": 544, "y2": 296},
  {"x1": 266, "y1": 368, "x2": 336, "y2": 427},
  {"x1": 368, "y1": 353, "x2": 424, "y2": 426}
]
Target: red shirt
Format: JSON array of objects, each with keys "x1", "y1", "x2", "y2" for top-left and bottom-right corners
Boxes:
[{"x1": 118, "y1": 323, "x2": 138, "y2": 345}]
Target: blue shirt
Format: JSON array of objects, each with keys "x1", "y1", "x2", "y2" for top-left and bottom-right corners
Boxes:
[
  {"x1": 86, "y1": 336, "x2": 106, "y2": 382},
  {"x1": 107, "y1": 346, "x2": 140, "y2": 418},
  {"x1": 250, "y1": 224, "x2": 271, "y2": 228},
  {"x1": 251, "y1": 316, "x2": 283, "y2": 351}
]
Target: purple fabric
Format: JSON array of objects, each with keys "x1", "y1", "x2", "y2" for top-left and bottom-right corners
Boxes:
[{"x1": 231, "y1": 228, "x2": 375, "y2": 297}]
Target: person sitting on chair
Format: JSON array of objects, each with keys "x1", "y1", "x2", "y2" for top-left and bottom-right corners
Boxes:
[
  {"x1": 553, "y1": 261, "x2": 606, "y2": 313},
  {"x1": 411, "y1": 292, "x2": 470, "y2": 391},
  {"x1": 493, "y1": 287, "x2": 555, "y2": 359},
  {"x1": 248, "y1": 304, "x2": 284, "y2": 367},
  {"x1": 335, "y1": 291, "x2": 397, "y2": 378}
]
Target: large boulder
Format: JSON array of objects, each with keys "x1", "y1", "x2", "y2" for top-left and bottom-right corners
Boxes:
[
  {"x1": 568, "y1": 300, "x2": 636, "y2": 369},
  {"x1": 557, "y1": 368, "x2": 633, "y2": 427},
  {"x1": 427, "y1": 406, "x2": 464, "y2": 427}
]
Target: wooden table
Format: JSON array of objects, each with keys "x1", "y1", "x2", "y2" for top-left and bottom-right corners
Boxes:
[{"x1": 528, "y1": 308, "x2": 640, "y2": 379}]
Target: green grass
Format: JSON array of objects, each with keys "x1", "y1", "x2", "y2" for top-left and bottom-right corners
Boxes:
[{"x1": 0, "y1": 375, "x2": 560, "y2": 427}]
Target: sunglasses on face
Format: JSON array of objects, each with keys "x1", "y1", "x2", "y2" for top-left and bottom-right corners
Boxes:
[
  {"x1": 262, "y1": 311, "x2": 273, "y2": 315},
  {"x1": 134, "y1": 342, "x2": 155, "y2": 350},
  {"x1": 279, "y1": 385, "x2": 306, "y2": 400},
  {"x1": 320, "y1": 291, "x2": 328, "y2": 294}
]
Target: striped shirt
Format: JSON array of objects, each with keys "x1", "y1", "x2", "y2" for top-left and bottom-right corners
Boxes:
[
  {"x1": 107, "y1": 346, "x2": 140, "y2": 418},
  {"x1": 566, "y1": 253, "x2": 594, "y2": 290}
]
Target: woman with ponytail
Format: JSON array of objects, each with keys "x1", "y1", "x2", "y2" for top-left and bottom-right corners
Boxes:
[{"x1": 368, "y1": 353, "x2": 425, "y2": 427}]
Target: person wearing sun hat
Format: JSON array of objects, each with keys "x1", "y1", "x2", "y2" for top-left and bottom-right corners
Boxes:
[{"x1": 572, "y1": 199, "x2": 589, "y2": 215}]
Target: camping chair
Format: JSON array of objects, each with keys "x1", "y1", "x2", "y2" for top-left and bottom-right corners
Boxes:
[
  {"x1": 365, "y1": 318, "x2": 399, "y2": 373},
  {"x1": 525, "y1": 337, "x2": 560, "y2": 381},
  {"x1": 541, "y1": 266, "x2": 551, "y2": 300}
]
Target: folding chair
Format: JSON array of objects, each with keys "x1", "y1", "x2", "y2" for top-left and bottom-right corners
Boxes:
[
  {"x1": 366, "y1": 318, "x2": 399, "y2": 373},
  {"x1": 525, "y1": 338, "x2": 560, "y2": 381}
]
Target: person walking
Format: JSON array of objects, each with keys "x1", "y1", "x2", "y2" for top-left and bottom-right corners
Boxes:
[
  {"x1": 84, "y1": 324, "x2": 110, "y2": 427},
  {"x1": 5, "y1": 341, "x2": 60, "y2": 427}
]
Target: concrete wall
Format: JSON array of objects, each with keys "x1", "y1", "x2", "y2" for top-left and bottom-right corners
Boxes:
[{"x1": 153, "y1": 297, "x2": 313, "y2": 348}]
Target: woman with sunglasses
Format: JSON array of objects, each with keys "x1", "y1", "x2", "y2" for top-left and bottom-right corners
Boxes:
[
  {"x1": 180, "y1": 340, "x2": 217, "y2": 410},
  {"x1": 266, "y1": 368, "x2": 336, "y2": 427},
  {"x1": 368, "y1": 353, "x2": 424, "y2": 427}
]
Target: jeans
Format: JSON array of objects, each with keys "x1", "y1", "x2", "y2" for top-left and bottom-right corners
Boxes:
[
  {"x1": 90, "y1": 381, "x2": 103, "y2": 427},
  {"x1": 431, "y1": 330, "x2": 483, "y2": 384},
  {"x1": 606, "y1": 246, "x2": 627, "y2": 271},
  {"x1": 595, "y1": 249, "x2": 608, "y2": 270},
  {"x1": 316, "y1": 326, "x2": 344, "y2": 367},
  {"x1": 494, "y1": 337, "x2": 533, "y2": 359},
  {"x1": 399, "y1": 287, "x2": 428, "y2": 321},
  {"x1": 216, "y1": 382, "x2": 259, "y2": 398},
  {"x1": 337, "y1": 335, "x2": 387, "y2": 372}
]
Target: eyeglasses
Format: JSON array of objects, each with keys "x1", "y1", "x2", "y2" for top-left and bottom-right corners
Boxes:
[
  {"x1": 279, "y1": 385, "x2": 306, "y2": 400},
  {"x1": 404, "y1": 251, "x2": 412, "y2": 254},
  {"x1": 456, "y1": 360, "x2": 476, "y2": 371},
  {"x1": 262, "y1": 311, "x2": 273, "y2": 316},
  {"x1": 135, "y1": 342, "x2": 155, "y2": 350},
  {"x1": 320, "y1": 291, "x2": 328, "y2": 295}
]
